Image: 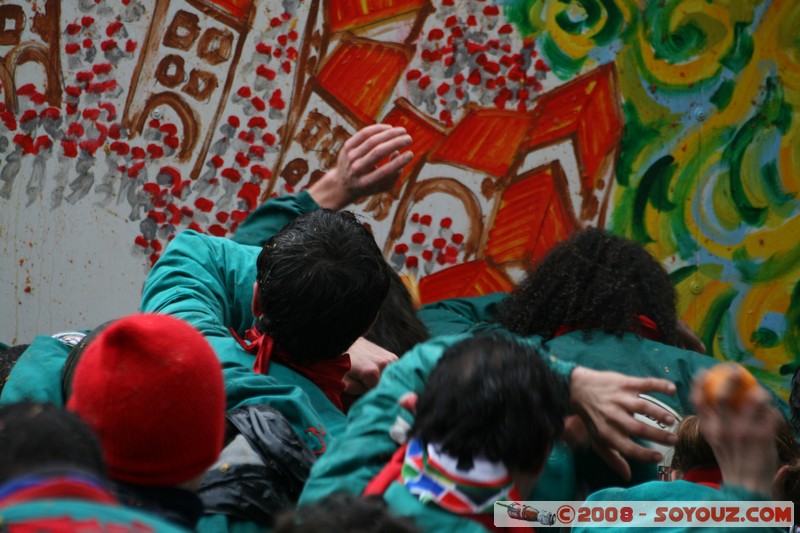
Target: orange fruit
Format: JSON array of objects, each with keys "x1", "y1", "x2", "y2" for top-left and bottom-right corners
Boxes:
[{"x1": 701, "y1": 363, "x2": 759, "y2": 410}]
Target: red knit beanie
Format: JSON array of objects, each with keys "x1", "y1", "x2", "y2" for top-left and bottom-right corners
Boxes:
[{"x1": 67, "y1": 313, "x2": 226, "y2": 487}]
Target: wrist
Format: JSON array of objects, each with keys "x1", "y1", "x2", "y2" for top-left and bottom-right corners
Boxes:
[{"x1": 307, "y1": 170, "x2": 352, "y2": 211}]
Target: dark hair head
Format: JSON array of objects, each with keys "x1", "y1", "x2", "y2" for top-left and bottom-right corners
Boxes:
[
  {"x1": 272, "y1": 493, "x2": 418, "y2": 533},
  {"x1": 365, "y1": 270, "x2": 429, "y2": 356},
  {"x1": 411, "y1": 334, "x2": 568, "y2": 474},
  {"x1": 0, "y1": 344, "x2": 29, "y2": 396},
  {"x1": 0, "y1": 401, "x2": 106, "y2": 484},
  {"x1": 62, "y1": 321, "x2": 115, "y2": 402},
  {"x1": 495, "y1": 227, "x2": 678, "y2": 344},
  {"x1": 256, "y1": 209, "x2": 391, "y2": 362}
]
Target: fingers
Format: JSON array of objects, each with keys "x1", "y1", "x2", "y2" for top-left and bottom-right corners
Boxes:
[
  {"x1": 356, "y1": 365, "x2": 382, "y2": 390},
  {"x1": 594, "y1": 446, "x2": 632, "y2": 481},
  {"x1": 342, "y1": 374, "x2": 368, "y2": 395},
  {"x1": 622, "y1": 375, "x2": 677, "y2": 396},
  {"x1": 623, "y1": 418, "x2": 677, "y2": 448},
  {"x1": 343, "y1": 123, "x2": 394, "y2": 151},
  {"x1": 357, "y1": 151, "x2": 414, "y2": 191},
  {"x1": 628, "y1": 396, "x2": 676, "y2": 428},
  {"x1": 561, "y1": 415, "x2": 590, "y2": 449},
  {"x1": 350, "y1": 129, "x2": 413, "y2": 177}
]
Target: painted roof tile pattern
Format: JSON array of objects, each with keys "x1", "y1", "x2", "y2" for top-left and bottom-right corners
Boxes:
[
  {"x1": 485, "y1": 163, "x2": 578, "y2": 267},
  {"x1": 430, "y1": 106, "x2": 536, "y2": 178},
  {"x1": 201, "y1": 0, "x2": 254, "y2": 20},
  {"x1": 328, "y1": 0, "x2": 427, "y2": 32},
  {"x1": 418, "y1": 259, "x2": 514, "y2": 305},
  {"x1": 316, "y1": 36, "x2": 411, "y2": 125},
  {"x1": 528, "y1": 64, "x2": 621, "y2": 189}
]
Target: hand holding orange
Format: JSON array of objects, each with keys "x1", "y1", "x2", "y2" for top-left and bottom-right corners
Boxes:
[{"x1": 700, "y1": 363, "x2": 758, "y2": 411}]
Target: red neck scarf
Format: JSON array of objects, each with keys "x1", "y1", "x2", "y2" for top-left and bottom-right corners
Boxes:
[
  {"x1": 231, "y1": 326, "x2": 350, "y2": 411},
  {"x1": 364, "y1": 443, "x2": 533, "y2": 533},
  {"x1": 553, "y1": 314, "x2": 662, "y2": 342},
  {"x1": 681, "y1": 466, "x2": 722, "y2": 489}
]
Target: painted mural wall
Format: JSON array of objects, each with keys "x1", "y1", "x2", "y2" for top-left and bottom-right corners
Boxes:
[{"x1": 0, "y1": 0, "x2": 797, "y2": 396}]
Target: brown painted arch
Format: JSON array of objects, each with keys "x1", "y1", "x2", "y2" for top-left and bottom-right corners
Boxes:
[
  {"x1": 132, "y1": 92, "x2": 199, "y2": 162},
  {"x1": 2, "y1": 42, "x2": 63, "y2": 112},
  {"x1": 388, "y1": 176, "x2": 483, "y2": 259}
]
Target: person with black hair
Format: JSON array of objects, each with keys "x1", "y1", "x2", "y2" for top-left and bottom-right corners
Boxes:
[
  {"x1": 233, "y1": 195, "x2": 430, "y2": 375},
  {"x1": 300, "y1": 328, "x2": 680, "y2": 512},
  {"x1": 361, "y1": 335, "x2": 568, "y2": 532},
  {"x1": 496, "y1": 227, "x2": 679, "y2": 344},
  {"x1": 0, "y1": 402, "x2": 187, "y2": 532},
  {"x1": 491, "y1": 228, "x2": 791, "y2": 490},
  {"x1": 141, "y1": 123, "x2": 413, "y2": 455}
]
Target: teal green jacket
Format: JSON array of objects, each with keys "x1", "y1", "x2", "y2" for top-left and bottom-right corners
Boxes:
[
  {"x1": 231, "y1": 190, "x2": 319, "y2": 247},
  {"x1": 573, "y1": 482, "x2": 784, "y2": 532},
  {"x1": 299, "y1": 333, "x2": 578, "y2": 507},
  {"x1": 1, "y1": 335, "x2": 72, "y2": 405}
]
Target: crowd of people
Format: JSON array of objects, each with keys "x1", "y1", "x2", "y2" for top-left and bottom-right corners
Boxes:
[{"x1": 0, "y1": 124, "x2": 797, "y2": 532}]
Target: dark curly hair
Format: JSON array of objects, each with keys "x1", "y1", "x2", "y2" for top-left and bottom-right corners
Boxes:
[
  {"x1": 256, "y1": 209, "x2": 391, "y2": 362},
  {"x1": 411, "y1": 334, "x2": 568, "y2": 474},
  {"x1": 495, "y1": 228, "x2": 678, "y2": 345}
]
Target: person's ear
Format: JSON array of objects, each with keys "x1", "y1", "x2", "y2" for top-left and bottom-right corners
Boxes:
[{"x1": 252, "y1": 281, "x2": 262, "y2": 318}]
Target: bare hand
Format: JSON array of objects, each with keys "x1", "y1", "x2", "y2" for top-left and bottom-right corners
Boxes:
[
  {"x1": 675, "y1": 319, "x2": 706, "y2": 354},
  {"x1": 343, "y1": 337, "x2": 398, "y2": 395},
  {"x1": 309, "y1": 124, "x2": 413, "y2": 211},
  {"x1": 569, "y1": 367, "x2": 678, "y2": 480},
  {"x1": 691, "y1": 373, "x2": 777, "y2": 496}
]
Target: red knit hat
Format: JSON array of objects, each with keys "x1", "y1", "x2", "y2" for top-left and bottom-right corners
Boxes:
[{"x1": 67, "y1": 313, "x2": 226, "y2": 487}]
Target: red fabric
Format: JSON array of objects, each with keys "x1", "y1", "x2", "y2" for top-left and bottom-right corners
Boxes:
[
  {"x1": 0, "y1": 478, "x2": 117, "y2": 508},
  {"x1": 67, "y1": 314, "x2": 226, "y2": 487},
  {"x1": 553, "y1": 314, "x2": 662, "y2": 342},
  {"x1": 231, "y1": 327, "x2": 350, "y2": 411},
  {"x1": 364, "y1": 443, "x2": 408, "y2": 496},
  {"x1": 681, "y1": 466, "x2": 722, "y2": 489}
]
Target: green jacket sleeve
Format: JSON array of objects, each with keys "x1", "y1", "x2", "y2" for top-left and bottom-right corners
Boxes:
[
  {"x1": 417, "y1": 293, "x2": 508, "y2": 337},
  {"x1": 232, "y1": 190, "x2": 319, "y2": 247},
  {"x1": 141, "y1": 230, "x2": 258, "y2": 340},
  {"x1": 1, "y1": 336, "x2": 71, "y2": 406}
]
